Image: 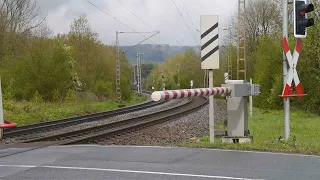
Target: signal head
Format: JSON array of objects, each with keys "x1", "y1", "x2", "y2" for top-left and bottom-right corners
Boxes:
[{"x1": 294, "y1": 0, "x2": 315, "y2": 38}]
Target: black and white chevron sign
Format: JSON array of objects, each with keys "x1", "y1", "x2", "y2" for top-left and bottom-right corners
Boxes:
[{"x1": 200, "y1": 15, "x2": 219, "y2": 70}]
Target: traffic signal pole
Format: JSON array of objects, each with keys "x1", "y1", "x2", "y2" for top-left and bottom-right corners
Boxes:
[
  {"x1": 283, "y1": 0, "x2": 290, "y2": 140},
  {"x1": 282, "y1": 0, "x2": 315, "y2": 141}
]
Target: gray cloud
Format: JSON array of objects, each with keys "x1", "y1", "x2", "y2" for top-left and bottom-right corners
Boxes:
[{"x1": 38, "y1": 0, "x2": 237, "y2": 46}]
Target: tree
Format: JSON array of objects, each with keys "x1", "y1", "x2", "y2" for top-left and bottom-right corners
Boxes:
[
  {"x1": 0, "y1": 0, "x2": 45, "y2": 34},
  {"x1": 12, "y1": 38, "x2": 79, "y2": 101},
  {"x1": 150, "y1": 49, "x2": 204, "y2": 90},
  {"x1": 228, "y1": 0, "x2": 282, "y2": 78},
  {"x1": 253, "y1": 36, "x2": 282, "y2": 108}
]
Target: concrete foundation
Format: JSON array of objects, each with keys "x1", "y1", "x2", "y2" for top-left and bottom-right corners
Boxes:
[{"x1": 221, "y1": 136, "x2": 253, "y2": 144}]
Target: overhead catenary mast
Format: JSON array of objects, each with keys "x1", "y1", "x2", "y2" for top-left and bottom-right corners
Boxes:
[
  {"x1": 116, "y1": 31, "x2": 121, "y2": 102},
  {"x1": 237, "y1": 0, "x2": 246, "y2": 80}
]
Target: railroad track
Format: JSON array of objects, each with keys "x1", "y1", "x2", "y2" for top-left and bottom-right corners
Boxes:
[
  {"x1": 15, "y1": 97, "x2": 207, "y2": 145},
  {"x1": 3, "y1": 98, "x2": 162, "y2": 138}
]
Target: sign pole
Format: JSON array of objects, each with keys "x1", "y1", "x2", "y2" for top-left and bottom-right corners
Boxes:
[
  {"x1": 283, "y1": 0, "x2": 290, "y2": 140},
  {"x1": 209, "y1": 70, "x2": 215, "y2": 143},
  {"x1": 200, "y1": 15, "x2": 219, "y2": 144}
]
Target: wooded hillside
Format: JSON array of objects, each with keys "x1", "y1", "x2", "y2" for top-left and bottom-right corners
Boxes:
[{"x1": 0, "y1": 1, "x2": 133, "y2": 102}]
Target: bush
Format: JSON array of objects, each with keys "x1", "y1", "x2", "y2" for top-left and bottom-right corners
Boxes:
[
  {"x1": 30, "y1": 90, "x2": 44, "y2": 103},
  {"x1": 64, "y1": 89, "x2": 80, "y2": 103},
  {"x1": 52, "y1": 89, "x2": 62, "y2": 102},
  {"x1": 93, "y1": 80, "x2": 113, "y2": 100},
  {"x1": 79, "y1": 91, "x2": 99, "y2": 102}
]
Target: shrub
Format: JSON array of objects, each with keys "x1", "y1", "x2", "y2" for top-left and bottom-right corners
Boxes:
[{"x1": 64, "y1": 89, "x2": 80, "y2": 103}]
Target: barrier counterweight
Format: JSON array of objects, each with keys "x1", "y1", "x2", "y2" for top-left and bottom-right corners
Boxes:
[{"x1": 151, "y1": 87, "x2": 232, "y2": 102}]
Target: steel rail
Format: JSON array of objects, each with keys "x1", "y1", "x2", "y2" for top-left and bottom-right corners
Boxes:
[
  {"x1": 3, "y1": 92, "x2": 161, "y2": 137},
  {"x1": 19, "y1": 97, "x2": 205, "y2": 145}
]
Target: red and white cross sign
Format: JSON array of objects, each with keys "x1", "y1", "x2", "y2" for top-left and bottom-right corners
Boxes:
[{"x1": 281, "y1": 37, "x2": 306, "y2": 98}]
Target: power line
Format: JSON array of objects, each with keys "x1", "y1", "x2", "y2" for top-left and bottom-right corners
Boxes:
[
  {"x1": 115, "y1": 0, "x2": 182, "y2": 48},
  {"x1": 115, "y1": 0, "x2": 158, "y2": 32},
  {"x1": 180, "y1": 0, "x2": 200, "y2": 34},
  {"x1": 114, "y1": 0, "x2": 162, "y2": 59},
  {"x1": 123, "y1": 32, "x2": 160, "y2": 54},
  {"x1": 171, "y1": 0, "x2": 198, "y2": 46},
  {"x1": 85, "y1": 0, "x2": 156, "y2": 44},
  {"x1": 85, "y1": 0, "x2": 134, "y2": 32}
]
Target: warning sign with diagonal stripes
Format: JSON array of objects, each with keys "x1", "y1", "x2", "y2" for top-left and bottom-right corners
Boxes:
[{"x1": 200, "y1": 15, "x2": 219, "y2": 69}]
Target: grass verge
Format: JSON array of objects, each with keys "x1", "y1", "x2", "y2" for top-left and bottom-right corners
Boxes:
[
  {"x1": 178, "y1": 107, "x2": 320, "y2": 156},
  {"x1": 3, "y1": 94, "x2": 147, "y2": 126}
]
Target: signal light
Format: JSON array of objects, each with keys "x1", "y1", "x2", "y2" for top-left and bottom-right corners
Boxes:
[{"x1": 294, "y1": 0, "x2": 315, "y2": 38}]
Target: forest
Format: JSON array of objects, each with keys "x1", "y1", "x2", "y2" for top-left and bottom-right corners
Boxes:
[{"x1": 0, "y1": 0, "x2": 133, "y2": 103}]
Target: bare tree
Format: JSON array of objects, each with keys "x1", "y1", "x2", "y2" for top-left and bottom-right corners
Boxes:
[
  {"x1": 228, "y1": 0, "x2": 282, "y2": 49},
  {"x1": 224, "y1": 0, "x2": 282, "y2": 78},
  {"x1": 0, "y1": 0, "x2": 45, "y2": 34}
]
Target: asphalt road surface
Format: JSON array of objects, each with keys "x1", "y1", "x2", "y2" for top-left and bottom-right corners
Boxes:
[{"x1": 0, "y1": 145, "x2": 319, "y2": 180}]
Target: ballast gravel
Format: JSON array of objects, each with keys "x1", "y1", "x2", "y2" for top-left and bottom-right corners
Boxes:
[{"x1": 101, "y1": 99, "x2": 227, "y2": 146}]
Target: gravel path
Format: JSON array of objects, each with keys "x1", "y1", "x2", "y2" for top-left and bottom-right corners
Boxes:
[
  {"x1": 0, "y1": 98, "x2": 190, "y2": 144},
  {"x1": 100, "y1": 99, "x2": 227, "y2": 146}
]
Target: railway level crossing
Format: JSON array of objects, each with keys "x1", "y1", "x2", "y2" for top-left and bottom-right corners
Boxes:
[
  {"x1": 152, "y1": 15, "x2": 258, "y2": 144},
  {"x1": 151, "y1": 80, "x2": 261, "y2": 144}
]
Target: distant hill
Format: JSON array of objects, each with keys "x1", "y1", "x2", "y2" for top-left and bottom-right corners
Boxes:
[{"x1": 120, "y1": 44, "x2": 200, "y2": 64}]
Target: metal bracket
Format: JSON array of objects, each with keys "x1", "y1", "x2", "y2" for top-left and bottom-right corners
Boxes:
[
  {"x1": 247, "y1": 84, "x2": 252, "y2": 96},
  {"x1": 222, "y1": 83, "x2": 261, "y2": 97},
  {"x1": 251, "y1": 84, "x2": 261, "y2": 96},
  {"x1": 247, "y1": 84, "x2": 261, "y2": 96}
]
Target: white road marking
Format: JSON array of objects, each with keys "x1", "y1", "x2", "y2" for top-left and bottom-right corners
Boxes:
[
  {"x1": 0, "y1": 164, "x2": 264, "y2": 180},
  {"x1": 57, "y1": 145, "x2": 320, "y2": 157}
]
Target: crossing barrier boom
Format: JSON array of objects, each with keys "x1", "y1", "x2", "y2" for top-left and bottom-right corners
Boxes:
[{"x1": 151, "y1": 87, "x2": 232, "y2": 102}]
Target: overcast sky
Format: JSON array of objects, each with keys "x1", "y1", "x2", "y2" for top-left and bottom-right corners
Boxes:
[{"x1": 37, "y1": 0, "x2": 237, "y2": 46}]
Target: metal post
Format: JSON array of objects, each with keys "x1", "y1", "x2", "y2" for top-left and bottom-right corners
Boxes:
[
  {"x1": 237, "y1": 0, "x2": 246, "y2": 80},
  {"x1": 228, "y1": 27, "x2": 232, "y2": 80},
  {"x1": 138, "y1": 53, "x2": 144, "y2": 93},
  {"x1": 177, "y1": 64, "x2": 180, "y2": 88},
  {"x1": 139, "y1": 54, "x2": 142, "y2": 92},
  {"x1": 152, "y1": 73, "x2": 155, "y2": 90},
  {"x1": 161, "y1": 70, "x2": 165, "y2": 91},
  {"x1": 133, "y1": 65, "x2": 136, "y2": 89},
  {"x1": 0, "y1": 77, "x2": 3, "y2": 140},
  {"x1": 146, "y1": 75, "x2": 149, "y2": 90},
  {"x1": 136, "y1": 53, "x2": 140, "y2": 94},
  {"x1": 138, "y1": 53, "x2": 140, "y2": 93},
  {"x1": 224, "y1": 27, "x2": 232, "y2": 80},
  {"x1": 116, "y1": 31, "x2": 121, "y2": 102},
  {"x1": 209, "y1": 70, "x2": 215, "y2": 143},
  {"x1": 249, "y1": 78, "x2": 253, "y2": 117},
  {"x1": 283, "y1": 0, "x2": 290, "y2": 140}
]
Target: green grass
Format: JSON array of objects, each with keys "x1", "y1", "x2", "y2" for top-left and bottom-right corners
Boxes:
[
  {"x1": 179, "y1": 107, "x2": 320, "y2": 155},
  {"x1": 3, "y1": 94, "x2": 147, "y2": 126}
]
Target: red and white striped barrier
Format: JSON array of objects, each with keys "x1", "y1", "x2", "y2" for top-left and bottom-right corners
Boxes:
[{"x1": 151, "y1": 87, "x2": 232, "y2": 102}]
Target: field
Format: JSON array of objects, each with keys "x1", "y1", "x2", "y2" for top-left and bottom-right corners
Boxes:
[
  {"x1": 179, "y1": 107, "x2": 320, "y2": 155},
  {"x1": 3, "y1": 94, "x2": 147, "y2": 126}
]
